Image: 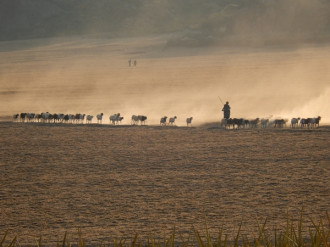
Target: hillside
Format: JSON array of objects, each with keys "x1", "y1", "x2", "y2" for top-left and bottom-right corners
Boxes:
[{"x1": 1, "y1": 0, "x2": 330, "y2": 46}]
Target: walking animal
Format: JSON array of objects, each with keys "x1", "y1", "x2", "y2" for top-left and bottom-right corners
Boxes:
[
  {"x1": 160, "y1": 116, "x2": 167, "y2": 126},
  {"x1": 186, "y1": 117, "x2": 193, "y2": 127},
  {"x1": 96, "y1": 113, "x2": 103, "y2": 124},
  {"x1": 290, "y1": 118, "x2": 300, "y2": 128},
  {"x1": 169, "y1": 116, "x2": 177, "y2": 126},
  {"x1": 87, "y1": 115, "x2": 94, "y2": 124},
  {"x1": 110, "y1": 113, "x2": 121, "y2": 125}
]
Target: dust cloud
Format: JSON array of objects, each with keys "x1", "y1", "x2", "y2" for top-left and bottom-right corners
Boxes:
[{"x1": 0, "y1": 35, "x2": 329, "y2": 125}]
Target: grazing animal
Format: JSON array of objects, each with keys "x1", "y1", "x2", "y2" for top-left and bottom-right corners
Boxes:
[
  {"x1": 57, "y1": 114, "x2": 65, "y2": 123},
  {"x1": 310, "y1": 116, "x2": 321, "y2": 128},
  {"x1": 222, "y1": 118, "x2": 234, "y2": 129},
  {"x1": 169, "y1": 116, "x2": 177, "y2": 126},
  {"x1": 300, "y1": 118, "x2": 310, "y2": 128},
  {"x1": 234, "y1": 118, "x2": 245, "y2": 129},
  {"x1": 35, "y1": 114, "x2": 42, "y2": 122},
  {"x1": 53, "y1": 114, "x2": 59, "y2": 123},
  {"x1": 64, "y1": 114, "x2": 70, "y2": 123},
  {"x1": 249, "y1": 118, "x2": 259, "y2": 128},
  {"x1": 118, "y1": 116, "x2": 124, "y2": 124},
  {"x1": 138, "y1": 115, "x2": 147, "y2": 125},
  {"x1": 41, "y1": 112, "x2": 50, "y2": 122},
  {"x1": 20, "y1": 113, "x2": 27, "y2": 122},
  {"x1": 220, "y1": 118, "x2": 227, "y2": 128},
  {"x1": 68, "y1": 114, "x2": 75, "y2": 123},
  {"x1": 260, "y1": 118, "x2": 269, "y2": 128},
  {"x1": 160, "y1": 116, "x2": 167, "y2": 126},
  {"x1": 96, "y1": 113, "x2": 103, "y2": 124},
  {"x1": 110, "y1": 113, "x2": 121, "y2": 125},
  {"x1": 87, "y1": 115, "x2": 94, "y2": 124},
  {"x1": 243, "y1": 119, "x2": 250, "y2": 128},
  {"x1": 13, "y1": 114, "x2": 19, "y2": 122},
  {"x1": 274, "y1": 119, "x2": 287, "y2": 128},
  {"x1": 74, "y1": 113, "x2": 85, "y2": 124},
  {"x1": 25, "y1": 113, "x2": 35, "y2": 122},
  {"x1": 131, "y1": 115, "x2": 146, "y2": 125},
  {"x1": 131, "y1": 115, "x2": 139, "y2": 125},
  {"x1": 186, "y1": 117, "x2": 193, "y2": 127},
  {"x1": 290, "y1": 118, "x2": 300, "y2": 128}
]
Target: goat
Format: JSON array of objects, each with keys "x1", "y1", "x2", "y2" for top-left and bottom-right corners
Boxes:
[{"x1": 186, "y1": 117, "x2": 193, "y2": 127}]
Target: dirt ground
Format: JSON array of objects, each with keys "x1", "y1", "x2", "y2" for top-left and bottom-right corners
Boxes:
[{"x1": 0, "y1": 121, "x2": 329, "y2": 245}]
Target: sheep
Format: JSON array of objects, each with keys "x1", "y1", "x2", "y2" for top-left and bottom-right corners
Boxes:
[
  {"x1": 41, "y1": 112, "x2": 50, "y2": 122},
  {"x1": 13, "y1": 114, "x2": 19, "y2": 122},
  {"x1": 20, "y1": 113, "x2": 27, "y2": 122},
  {"x1": 138, "y1": 115, "x2": 147, "y2": 125},
  {"x1": 96, "y1": 113, "x2": 103, "y2": 124},
  {"x1": 169, "y1": 116, "x2": 177, "y2": 126},
  {"x1": 232, "y1": 118, "x2": 245, "y2": 129},
  {"x1": 310, "y1": 116, "x2": 321, "y2": 128},
  {"x1": 110, "y1": 113, "x2": 121, "y2": 125},
  {"x1": 300, "y1": 118, "x2": 310, "y2": 128},
  {"x1": 74, "y1": 113, "x2": 85, "y2": 124},
  {"x1": 274, "y1": 119, "x2": 287, "y2": 128},
  {"x1": 118, "y1": 116, "x2": 124, "y2": 124},
  {"x1": 290, "y1": 118, "x2": 300, "y2": 128},
  {"x1": 260, "y1": 118, "x2": 269, "y2": 128},
  {"x1": 87, "y1": 115, "x2": 94, "y2": 124},
  {"x1": 220, "y1": 118, "x2": 227, "y2": 128},
  {"x1": 131, "y1": 115, "x2": 139, "y2": 125},
  {"x1": 186, "y1": 117, "x2": 193, "y2": 127},
  {"x1": 249, "y1": 118, "x2": 259, "y2": 128},
  {"x1": 160, "y1": 116, "x2": 167, "y2": 126}
]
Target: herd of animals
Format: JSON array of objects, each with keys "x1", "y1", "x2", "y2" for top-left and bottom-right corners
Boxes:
[
  {"x1": 12, "y1": 112, "x2": 188, "y2": 126},
  {"x1": 12, "y1": 112, "x2": 321, "y2": 129},
  {"x1": 220, "y1": 116, "x2": 321, "y2": 129}
]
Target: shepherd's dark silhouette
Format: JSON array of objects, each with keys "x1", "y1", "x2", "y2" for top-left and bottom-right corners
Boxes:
[{"x1": 222, "y1": 101, "x2": 231, "y2": 119}]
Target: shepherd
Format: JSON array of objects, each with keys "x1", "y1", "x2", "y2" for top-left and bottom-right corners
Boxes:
[{"x1": 222, "y1": 101, "x2": 231, "y2": 119}]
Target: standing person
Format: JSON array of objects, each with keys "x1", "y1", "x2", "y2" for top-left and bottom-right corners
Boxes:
[
  {"x1": 128, "y1": 59, "x2": 131, "y2": 67},
  {"x1": 133, "y1": 60, "x2": 137, "y2": 66},
  {"x1": 222, "y1": 101, "x2": 231, "y2": 119}
]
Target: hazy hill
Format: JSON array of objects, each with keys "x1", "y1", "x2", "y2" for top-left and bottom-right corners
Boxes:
[{"x1": 1, "y1": 0, "x2": 330, "y2": 46}]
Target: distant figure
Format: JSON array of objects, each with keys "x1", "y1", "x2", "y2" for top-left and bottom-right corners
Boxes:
[
  {"x1": 134, "y1": 60, "x2": 137, "y2": 66},
  {"x1": 222, "y1": 101, "x2": 231, "y2": 119},
  {"x1": 128, "y1": 59, "x2": 131, "y2": 67}
]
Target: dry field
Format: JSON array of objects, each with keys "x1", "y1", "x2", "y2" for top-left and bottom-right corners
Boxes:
[
  {"x1": 0, "y1": 35, "x2": 329, "y2": 246},
  {"x1": 0, "y1": 121, "x2": 329, "y2": 245}
]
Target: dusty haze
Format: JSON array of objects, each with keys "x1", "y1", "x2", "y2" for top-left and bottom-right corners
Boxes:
[{"x1": 0, "y1": 35, "x2": 329, "y2": 125}]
